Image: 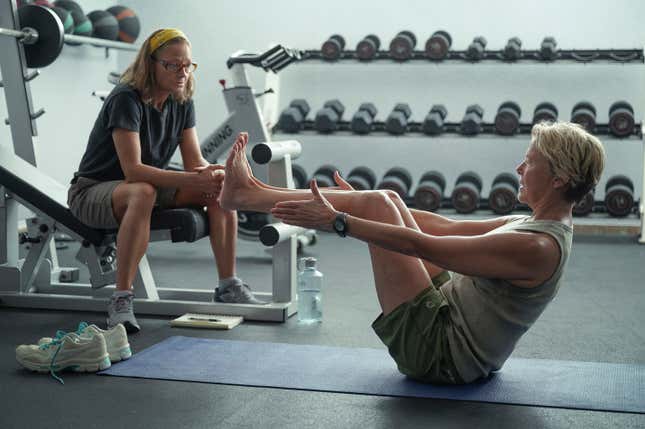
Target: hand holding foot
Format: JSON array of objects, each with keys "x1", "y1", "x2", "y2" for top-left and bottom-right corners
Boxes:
[{"x1": 271, "y1": 180, "x2": 337, "y2": 231}]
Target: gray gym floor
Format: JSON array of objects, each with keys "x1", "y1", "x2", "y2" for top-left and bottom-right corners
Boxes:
[{"x1": 1, "y1": 231, "x2": 644, "y2": 429}]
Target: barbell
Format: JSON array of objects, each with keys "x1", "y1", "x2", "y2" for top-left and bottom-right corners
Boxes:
[{"x1": 0, "y1": 4, "x2": 137, "y2": 69}]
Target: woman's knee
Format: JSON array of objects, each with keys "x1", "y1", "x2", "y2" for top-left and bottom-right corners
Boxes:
[
  {"x1": 115, "y1": 182, "x2": 157, "y2": 213},
  {"x1": 382, "y1": 189, "x2": 405, "y2": 207},
  {"x1": 351, "y1": 190, "x2": 399, "y2": 219}
]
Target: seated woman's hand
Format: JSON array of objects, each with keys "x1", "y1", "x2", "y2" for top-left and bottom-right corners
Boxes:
[{"x1": 194, "y1": 165, "x2": 225, "y2": 194}]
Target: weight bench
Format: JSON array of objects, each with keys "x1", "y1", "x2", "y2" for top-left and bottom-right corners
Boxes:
[{"x1": 0, "y1": 143, "x2": 297, "y2": 321}]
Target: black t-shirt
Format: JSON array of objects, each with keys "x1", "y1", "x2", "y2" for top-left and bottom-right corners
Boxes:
[{"x1": 73, "y1": 83, "x2": 195, "y2": 182}]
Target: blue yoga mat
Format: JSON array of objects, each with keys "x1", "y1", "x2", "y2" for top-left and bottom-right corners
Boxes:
[{"x1": 100, "y1": 336, "x2": 645, "y2": 413}]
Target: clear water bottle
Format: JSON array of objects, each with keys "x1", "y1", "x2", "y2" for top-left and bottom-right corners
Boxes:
[{"x1": 297, "y1": 257, "x2": 323, "y2": 323}]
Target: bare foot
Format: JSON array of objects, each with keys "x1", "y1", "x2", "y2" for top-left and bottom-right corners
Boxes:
[
  {"x1": 219, "y1": 134, "x2": 259, "y2": 211},
  {"x1": 239, "y1": 136, "x2": 282, "y2": 191}
]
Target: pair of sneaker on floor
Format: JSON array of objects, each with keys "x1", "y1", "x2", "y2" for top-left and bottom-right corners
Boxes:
[
  {"x1": 15, "y1": 322, "x2": 131, "y2": 384},
  {"x1": 108, "y1": 278, "x2": 265, "y2": 334}
]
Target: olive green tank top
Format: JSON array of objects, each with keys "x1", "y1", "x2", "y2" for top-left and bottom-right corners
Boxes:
[{"x1": 440, "y1": 216, "x2": 573, "y2": 382}]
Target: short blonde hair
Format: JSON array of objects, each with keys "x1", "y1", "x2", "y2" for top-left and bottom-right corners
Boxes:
[
  {"x1": 120, "y1": 29, "x2": 195, "y2": 104},
  {"x1": 532, "y1": 122, "x2": 606, "y2": 203}
]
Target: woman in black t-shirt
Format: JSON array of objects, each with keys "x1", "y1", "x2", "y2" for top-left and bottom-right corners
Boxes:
[{"x1": 69, "y1": 29, "x2": 264, "y2": 334}]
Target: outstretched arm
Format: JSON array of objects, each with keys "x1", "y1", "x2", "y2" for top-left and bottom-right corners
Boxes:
[
  {"x1": 332, "y1": 170, "x2": 520, "y2": 237},
  {"x1": 344, "y1": 216, "x2": 558, "y2": 285},
  {"x1": 410, "y1": 209, "x2": 522, "y2": 236},
  {"x1": 272, "y1": 180, "x2": 559, "y2": 287}
]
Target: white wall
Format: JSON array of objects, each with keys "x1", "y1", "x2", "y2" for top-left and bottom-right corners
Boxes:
[{"x1": 2, "y1": 0, "x2": 644, "y2": 200}]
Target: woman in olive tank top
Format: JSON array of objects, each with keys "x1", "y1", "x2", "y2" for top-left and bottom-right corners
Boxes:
[{"x1": 220, "y1": 122, "x2": 606, "y2": 383}]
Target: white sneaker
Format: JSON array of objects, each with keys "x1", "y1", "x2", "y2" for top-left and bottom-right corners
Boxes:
[
  {"x1": 215, "y1": 282, "x2": 267, "y2": 305},
  {"x1": 39, "y1": 323, "x2": 132, "y2": 363},
  {"x1": 16, "y1": 332, "x2": 110, "y2": 383}
]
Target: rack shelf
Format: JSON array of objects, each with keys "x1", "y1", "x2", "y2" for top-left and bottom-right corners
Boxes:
[
  {"x1": 300, "y1": 49, "x2": 644, "y2": 64},
  {"x1": 275, "y1": 121, "x2": 642, "y2": 138}
]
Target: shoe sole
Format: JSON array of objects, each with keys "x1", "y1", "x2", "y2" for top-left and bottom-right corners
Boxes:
[
  {"x1": 17, "y1": 355, "x2": 111, "y2": 373},
  {"x1": 109, "y1": 346, "x2": 132, "y2": 362}
]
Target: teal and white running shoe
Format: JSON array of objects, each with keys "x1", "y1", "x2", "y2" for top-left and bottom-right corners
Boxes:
[
  {"x1": 39, "y1": 322, "x2": 132, "y2": 363},
  {"x1": 16, "y1": 332, "x2": 110, "y2": 384}
]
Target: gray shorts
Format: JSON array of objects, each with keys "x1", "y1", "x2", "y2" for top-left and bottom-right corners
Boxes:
[{"x1": 67, "y1": 177, "x2": 177, "y2": 229}]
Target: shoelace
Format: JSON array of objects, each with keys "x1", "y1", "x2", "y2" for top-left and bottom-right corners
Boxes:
[
  {"x1": 113, "y1": 295, "x2": 133, "y2": 314},
  {"x1": 50, "y1": 322, "x2": 90, "y2": 342},
  {"x1": 38, "y1": 337, "x2": 65, "y2": 384},
  {"x1": 41, "y1": 322, "x2": 90, "y2": 385}
]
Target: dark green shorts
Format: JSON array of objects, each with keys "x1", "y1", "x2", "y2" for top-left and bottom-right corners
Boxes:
[{"x1": 372, "y1": 272, "x2": 463, "y2": 385}]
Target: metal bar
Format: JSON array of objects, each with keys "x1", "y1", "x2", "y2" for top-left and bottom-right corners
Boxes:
[
  {"x1": 133, "y1": 254, "x2": 160, "y2": 300},
  {"x1": 0, "y1": 188, "x2": 18, "y2": 265},
  {"x1": 19, "y1": 223, "x2": 53, "y2": 292},
  {"x1": 0, "y1": 0, "x2": 38, "y2": 163},
  {"x1": 63, "y1": 34, "x2": 139, "y2": 51},
  {"x1": 0, "y1": 27, "x2": 25, "y2": 39},
  {"x1": 271, "y1": 237, "x2": 297, "y2": 304},
  {"x1": 0, "y1": 26, "x2": 139, "y2": 52},
  {"x1": 0, "y1": 292, "x2": 296, "y2": 322}
]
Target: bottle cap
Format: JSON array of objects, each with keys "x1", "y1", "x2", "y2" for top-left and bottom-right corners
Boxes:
[{"x1": 300, "y1": 257, "x2": 317, "y2": 269}]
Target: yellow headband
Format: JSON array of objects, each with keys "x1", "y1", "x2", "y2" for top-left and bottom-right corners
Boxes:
[{"x1": 149, "y1": 29, "x2": 188, "y2": 55}]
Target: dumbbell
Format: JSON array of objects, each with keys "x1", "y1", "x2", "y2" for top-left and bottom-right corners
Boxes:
[
  {"x1": 540, "y1": 36, "x2": 558, "y2": 61},
  {"x1": 315, "y1": 99, "x2": 345, "y2": 133},
  {"x1": 451, "y1": 172, "x2": 483, "y2": 214},
  {"x1": 488, "y1": 173, "x2": 519, "y2": 215},
  {"x1": 466, "y1": 36, "x2": 487, "y2": 61},
  {"x1": 312, "y1": 165, "x2": 340, "y2": 188},
  {"x1": 377, "y1": 167, "x2": 413, "y2": 198},
  {"x1": 351, "y1": 103, "x2": 378, "y2": 134},
  {"x1": 321, "y1": 34, "x2": 345, "y2": 61},
  {"x1": 291, "y1": 164, "x2": 307, "y2": 189},
  {"x1": 494, "y1": 101, "x2": 522, "y2": 136},
  {"x1": 346, "y1": 166, "x2": 377, "y2": 190},
  {"x1": 356, "y1": 34, "x2": 380, "y2": 61},
  {"x1": 571, "y1": 101, "x2": 597, "y2": 132},
  {"x1": 422, "y1": 104, "x2": 448, "y2": 135},
  {"x1": 389, "y1": 30, "x2": 417, "y2": 61},
  {"x1": 385, "y1": 103, "x2": 412, "y2": 135},
  {"x1": 503, "y1": 37, "x2": 522, "y2": 61},
  {"x1": 413, "y1": 171, "x2": 446, "y2": 212},
  {"x1": 572, "y1": 189, "x2": 595, "y2": 216},
  {"x1": 608, "y1": 101, "x2": 635, "y2": 138},
  {"x1": 277, "y1": 99, "x2": 310, "y2": 133},
  {"x1": 533, "y1": 102, "x2": 558, "y2": 124},
  {"x1": 461, "y1": 104, "x2": 484, "y2": 135},
  {"x1": 604, "y1": 175, "x2": 634, "y2": 217},
  {"x1": 425, "y1": 30, "x2": 452, "y2": 60}
]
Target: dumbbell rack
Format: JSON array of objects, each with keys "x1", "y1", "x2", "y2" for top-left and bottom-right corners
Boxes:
[
  {"x1": 290, "y1": 120, "x2": 642, "y2": 138},
  {"x1": 302, "y1": 49, "x2": 644, "y2": 64},
  {"x1": 275, "y1": 44, "x2": 645, "y2": 243}
]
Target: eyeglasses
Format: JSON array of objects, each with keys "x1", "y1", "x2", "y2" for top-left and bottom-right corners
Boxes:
[{"x1": 154, "y1": 58, "x2": 198, "y2": 73}]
